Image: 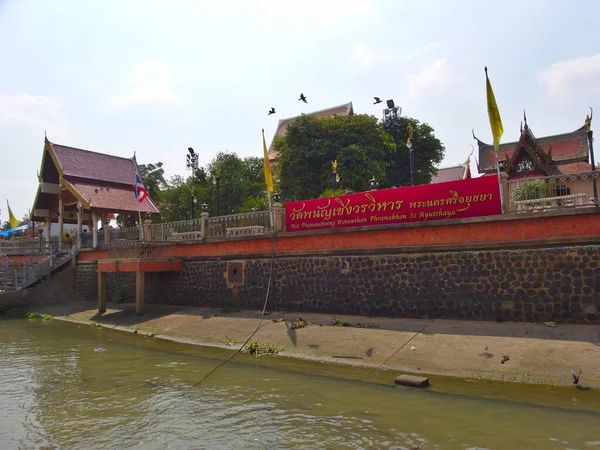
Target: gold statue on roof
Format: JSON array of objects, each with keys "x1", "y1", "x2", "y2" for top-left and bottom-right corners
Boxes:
[
  {"x1": 585, "y1": 114, "x2": 592, "y2": 132},
  {"x1": 332, "y1": 159, "x2": 338, "y2": 173}
]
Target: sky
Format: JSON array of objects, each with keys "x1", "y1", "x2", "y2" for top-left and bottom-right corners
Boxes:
[{"x1": 1, "y1": 0, "x2": 599, "y2": 221}]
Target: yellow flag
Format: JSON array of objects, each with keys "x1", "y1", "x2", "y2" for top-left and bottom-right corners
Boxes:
[
  {"x1": 262, "y1": 129, "x2": 274, "y2": 192},
  {"x1": 485, "y1": 67, "x2": 504, "y2": 151},
  {"x1": 7, "y1": 201, "x2": 20, "y2": 230}
]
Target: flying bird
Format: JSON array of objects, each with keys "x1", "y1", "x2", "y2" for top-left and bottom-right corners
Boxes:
[
  {"x1": 572, "y1": 369, "x2": 582, "y2": 387},
  {"x1": 268, "y1": 107, "x2": 276, "y2": 115},
  {"x1": 299, "y1": 93, "x2": 307, "y2": 103},
  {"x1": 373, "y1": 97, "x2": 382, "y2": 105}
]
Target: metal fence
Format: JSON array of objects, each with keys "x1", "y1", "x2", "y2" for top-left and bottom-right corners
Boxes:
[
  {"x1": 207, "y1": 210, "x2": 273, "y2": 238},
  {"x1": 150, "y1": 218, "x2": 203, "y2": 241},
  {"x1": 508, "y1": 171, "x2": 599, "y2": 213},
  {"x1": 105, "y1": 240, "x2": 176, "y2": 259}
]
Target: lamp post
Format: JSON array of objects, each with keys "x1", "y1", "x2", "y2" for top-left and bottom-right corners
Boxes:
[
  {"x1": 212, "y1": 168, "x2": 221, "y2": 216},
  {"x1": 369, "y1": 176, "x2": 377, "y2": 190},
  {"x1": 191, "y1": 193, "x2": 197, "y2": 220},
  {"x1": 332, "y1": 160, "x2": 340, "y2": 191},
  {"x1": 407, "y1": 122, "x2": 415, "y2": 186}
]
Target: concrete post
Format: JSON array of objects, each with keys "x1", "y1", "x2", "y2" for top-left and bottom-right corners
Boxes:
[
  {"x1": 135, "y1": 271, "x2": 145, "y2": 316},
  {"x1": 144, "y1": 219, "x2": 152, "y2": 241},
  {"x1": 500, "y1": 172, "x2": 510, "y2": 214},
  {"x1": 92, "y1": 212, "x2": 98, "y2": 248},
  {"x1": 200, "y1": 211, "x2": 209, "y2": 238},
  {"x1": 272, "y1": 201, "x2": 283, "y2": 231},
  {"x1": 76, "y1": 202, "x2": 83, "y2": 249},
  {"x1": 44, "y1": 216, "x2": 51, "y2": 249},
  {"x1": 58, "y1": 194, "x2": 64, "y2": 249},
  {"x1": 98, "y1": 272, "x2": 106, "y2": 313}
]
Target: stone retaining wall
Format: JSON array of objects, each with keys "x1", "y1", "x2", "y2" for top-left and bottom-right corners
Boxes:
[{"x1": 74, "y1": 245, "x2": 600, "y2": 324}]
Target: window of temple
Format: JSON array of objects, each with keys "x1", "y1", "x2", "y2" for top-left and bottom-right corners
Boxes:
[{"x1": 555, "y1": 185, "x2": 570, "y2": 196}]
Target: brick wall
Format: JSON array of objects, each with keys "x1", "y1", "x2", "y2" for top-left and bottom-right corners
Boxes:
[{"x1": 74, "y1": 245, "x2": 600, "y2": 324}]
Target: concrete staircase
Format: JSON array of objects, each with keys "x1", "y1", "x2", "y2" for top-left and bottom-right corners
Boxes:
[{"x1": 0, "y1": 252, "x2": 72, "y2": 292}]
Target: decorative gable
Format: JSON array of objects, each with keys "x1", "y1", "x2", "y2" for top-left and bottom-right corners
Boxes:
[{"x1": 505, "y1": 124, "x2": 553, "y2": 176}]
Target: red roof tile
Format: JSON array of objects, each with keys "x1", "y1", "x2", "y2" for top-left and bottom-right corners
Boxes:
[
  {"x1": 431, "y1": 165, "x2": 466, "y2": 183},
  {"x1": 69, "y1": 181, "x2": 159, "y2": 213},
  {"x1": 477, "y1": 125, "x2": 588, "y2": 173},
  {"x1": 49, "y1": 140, "x2": 138, "y2": 185},
  {"x1": 552, "y1": 161, "x2": 593, "y2": 174}
]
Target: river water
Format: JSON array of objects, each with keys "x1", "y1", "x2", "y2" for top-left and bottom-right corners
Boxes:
[{"x1": 1, "y1": 317, "x2": 599, "y2": 450}]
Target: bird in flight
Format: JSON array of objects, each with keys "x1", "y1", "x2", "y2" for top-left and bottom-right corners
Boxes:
[
  {"x1": 571, "y1": 369, "x2": 582, "y2": 387},
  {"x1": 268, "y1": 107, "x2": 276, "y2": 115},
  {"x1": 299, "y1": 93, "x2": 307, "y2": 103},
  {"x1": 373, "y1": 97, "x2": 382, "y2": 105}
]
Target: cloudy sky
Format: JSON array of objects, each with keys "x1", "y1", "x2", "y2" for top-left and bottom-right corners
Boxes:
[{"x1": 1, "y1": 0, "x2": 599, "y2": 220}]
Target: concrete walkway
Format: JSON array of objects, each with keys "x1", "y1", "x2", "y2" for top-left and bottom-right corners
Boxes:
[{"x1": 35, "y1": 301, "x2": 600, "y2": 389}]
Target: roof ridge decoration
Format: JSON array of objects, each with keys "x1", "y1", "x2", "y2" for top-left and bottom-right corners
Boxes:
[{"x1": 505, "y1": 119, "x2": 553, "y2": 175}]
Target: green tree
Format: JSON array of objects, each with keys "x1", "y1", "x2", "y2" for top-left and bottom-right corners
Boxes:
[
  {"x1": 275, "y1": 114, "x2": 395, "y2": 201},
  {"x1": 383, "y1": 115, "x2": 445, "y2": 187},
  {"x1": 1, "y1": 221, "x2": 9, "y2": 231},
  {"x1": 203, "y1": 152, "x2": 268, "y2": 216},
  {"x1": 138, "y1": 162, "x2": 167, "y2": 202},
  {"x1": 159, "y1": 175, "x2": 202, "y2": 222}
]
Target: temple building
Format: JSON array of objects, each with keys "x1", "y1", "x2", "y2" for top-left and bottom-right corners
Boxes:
[
  {"x1": 431, "y1": 153, "x2": 472, "y2": 184},
  {"x1": 475, "y1": 117, "x2": 592, "y2": 178},
  {"x1": 31, "y1": 137, "x2": 159, "y2": 247}
]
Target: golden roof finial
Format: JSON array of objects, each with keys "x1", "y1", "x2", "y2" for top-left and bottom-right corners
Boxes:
[
  {"x1": 332, "y1": 159, "x2": 338, "y2": 173},
  {"x1": 585, "y1": 107, "x2": 593, "y2": 132}
]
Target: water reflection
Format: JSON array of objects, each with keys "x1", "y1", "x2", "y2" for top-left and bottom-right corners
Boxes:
[{"x1": 0, "y1": 319, "x2": 598, "y2": 449}]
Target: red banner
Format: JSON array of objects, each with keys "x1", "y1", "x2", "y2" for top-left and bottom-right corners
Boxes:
[{"x1": 285, "y1": 176, "x2": 502, "y2": 232}]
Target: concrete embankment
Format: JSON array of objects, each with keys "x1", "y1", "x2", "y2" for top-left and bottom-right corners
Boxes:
[{"x1": 30, "y1": 301, "x2": 600, "y2": 389}]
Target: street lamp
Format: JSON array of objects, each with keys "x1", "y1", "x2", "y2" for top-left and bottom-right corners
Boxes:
[
  {"x1": 191, "y1": 193, "x2": 197, "y2": 220},
  {"x1": 212, "y1": 167, "x2": 221, "y2": 216},
  {"x1": 407, "y1": 122, "x2": 416, "y2": 186},
  {"x1": 369, "y1": 176, "x2": 377, "y2": 190},
  {"x1": 332, "y1": 160, "x2": 340, "y2": 191},
  {"x1": 186, "y1": 147, "x2": 199, "y2": 172}
]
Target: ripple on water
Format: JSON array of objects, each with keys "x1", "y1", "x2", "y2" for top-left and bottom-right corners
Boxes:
[{"x1": 1, "y1": 320, "x2": 600, "y2": 450}]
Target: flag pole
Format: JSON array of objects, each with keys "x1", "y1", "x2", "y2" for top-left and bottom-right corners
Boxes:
[
  {"x1": 485, "y1": 66, "x2": 505, "y2": 213},
  {"x1": 495, "y1": 151, "x2": 504, "y2": 212}
]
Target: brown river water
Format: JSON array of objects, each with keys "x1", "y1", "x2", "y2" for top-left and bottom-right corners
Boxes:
[{"x1": 1, "y1": 316, "x2": 599, "y2": 450}]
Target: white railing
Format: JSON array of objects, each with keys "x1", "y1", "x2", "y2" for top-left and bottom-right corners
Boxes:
[
  {"x1": 150, "y1": 218, "x2": 203, "y2": 241},
  {"x1": 207, "y1": 210, "x2": 272, "y2": 238},
  {"x1": 508, "y1": 171, "x2": 600, "y2": 213},
  {"x1": 108, "y1": 226, "x2": 141, "y2": 241}
]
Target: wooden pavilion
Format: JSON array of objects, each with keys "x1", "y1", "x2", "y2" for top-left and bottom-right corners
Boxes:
[{"x1": 31, "y1": 136, "x2": 159, "y2": 248}]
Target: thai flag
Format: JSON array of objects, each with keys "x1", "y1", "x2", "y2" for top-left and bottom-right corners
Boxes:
[{"x1": 135, "y1": 173, "x2": 148, "y2": 203}]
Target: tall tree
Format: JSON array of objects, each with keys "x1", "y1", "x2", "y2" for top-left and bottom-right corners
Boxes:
[
  {"x1": 138, "y1": 162, "x2": 167, "y2": 202},
  {"x1": 274, "y1": 114, "x2": 395, "y2": 201},
  {"x1": 158, "y1": 175, "x2": 202, "y2": 222},
  {"x1": 203, "y1": 152, "x2": 268, "y2": 216},
  {"x1": 383, "y1": 115, "x2": 445, "y2": 187}
]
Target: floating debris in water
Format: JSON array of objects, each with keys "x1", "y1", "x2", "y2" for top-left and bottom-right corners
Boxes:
[
  {"x1": 410, "y1": 346, "x2": 416, "y2": 352},
  {"x1": 94, "y1": 348, "x2": 106, "y2": 352},
  {"x1": 501, "y1": 355, "x2": 510, "y2": 364}
]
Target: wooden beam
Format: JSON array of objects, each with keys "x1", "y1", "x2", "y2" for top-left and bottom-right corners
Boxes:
[
  {"x1": 34, "y1": 209, "x2": 50, "y2": 217},
  {"x1": 41, "y1": 182, "x2": 61, "y2": 194}
]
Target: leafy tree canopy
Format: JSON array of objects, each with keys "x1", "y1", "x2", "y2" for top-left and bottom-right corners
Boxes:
[
  {"x1": 138, "y1": 162, "x2": 167, "y2": 202},
  {"x1": 275, "y1": 114, "x2": 395, "y2": 201},
  {"x1": 383, "y1": 115, "x2": 445, "y2": 187},
  {"x1": 274, "y1": 113, "x2": 445, "y2": 201}
]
